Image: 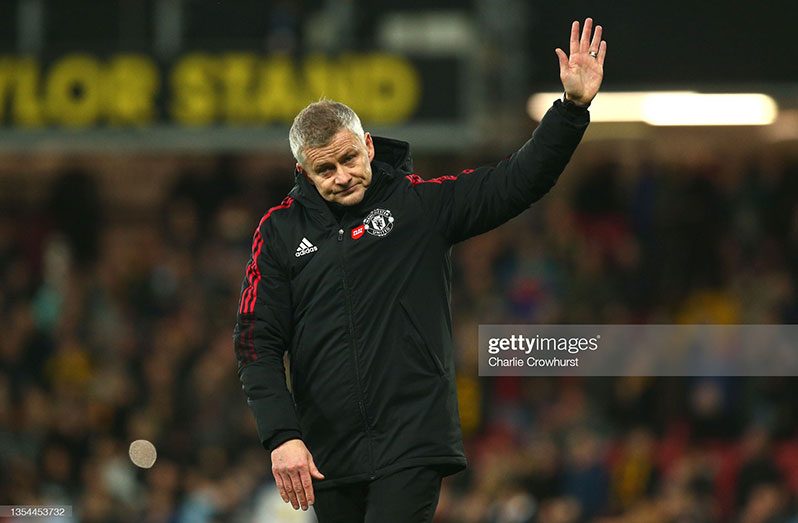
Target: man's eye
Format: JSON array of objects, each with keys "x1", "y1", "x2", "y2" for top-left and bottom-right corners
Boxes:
[{"x1": 345, "y1": 156, "x2": 356, "y2": 164}]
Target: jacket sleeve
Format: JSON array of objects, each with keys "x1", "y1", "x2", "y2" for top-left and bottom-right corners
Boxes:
[
  {"x1": 233, "y1": 219, "x2": 301, "y2": 452},
  {"x1": 409, "y1": 99, "x2": 589, "y2": 244}
]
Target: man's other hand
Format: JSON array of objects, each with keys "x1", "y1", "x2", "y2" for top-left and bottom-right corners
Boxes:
[
  {"x1": 555, "y1": 17, "x2": 607, "y2": 106},
  {"x1": 271, "y1": 439, "x2": 325, "y2": 511}
]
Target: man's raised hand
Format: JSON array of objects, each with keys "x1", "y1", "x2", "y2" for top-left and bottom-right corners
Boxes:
[
  {"x1": 555, "y1": 18, "x2": 607, "y2": 107},
  {"x1": 271, "y1": 439, "x2": 325, "y2": 511}
]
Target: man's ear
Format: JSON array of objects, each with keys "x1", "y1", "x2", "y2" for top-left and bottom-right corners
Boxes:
[
  {"x1": 295, "y1": 162, "x2": 304, "y2": 174},
  {"x1": 364, "y1": 132, "x2": 375, "y2": 162}
]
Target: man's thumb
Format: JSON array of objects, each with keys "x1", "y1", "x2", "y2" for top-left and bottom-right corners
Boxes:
[
  {"x1": 308, "y1": 456, "x2": 325, "y2": 480},
  {"x1": 555, "y1": 48, "x2": 568, "y2": 70}
]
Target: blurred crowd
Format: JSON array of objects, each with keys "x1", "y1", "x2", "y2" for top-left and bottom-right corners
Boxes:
[{"x1": 1, "y1": 146, "x2": 798, "y2": 522}]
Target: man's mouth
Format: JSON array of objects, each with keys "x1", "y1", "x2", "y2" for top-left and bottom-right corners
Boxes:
[{"x1": 338, "y1": 185, "x2": 357, "y2": 195}]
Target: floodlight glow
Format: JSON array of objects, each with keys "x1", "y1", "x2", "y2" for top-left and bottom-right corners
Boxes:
[
  {"x1": 527, "y1": 92, "x2": 779, "y2": 126},
  {"x1": 641, "y1": 93, "x2": 777, "y2": 126}
]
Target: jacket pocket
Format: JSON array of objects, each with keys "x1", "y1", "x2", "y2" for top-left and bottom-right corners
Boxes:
[{"x1": 399, "y1": 299, "x2": 445, "y2": 377}]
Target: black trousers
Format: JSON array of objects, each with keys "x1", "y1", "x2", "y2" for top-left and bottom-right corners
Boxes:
[{"x1": 313, "y1": 466, "x2": 443, "y2": 523}]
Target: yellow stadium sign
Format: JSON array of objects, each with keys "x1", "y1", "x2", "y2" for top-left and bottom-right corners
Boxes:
[{"x1": 0, "y1": 53, "x2": 422, "y2": 128}]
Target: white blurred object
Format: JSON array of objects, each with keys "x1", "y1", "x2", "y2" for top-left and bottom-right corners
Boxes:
[
  {"x1": 128, "y1": 439, "x2": 157, "y2": 468},
  {"x1": 43, "y1": 234, "x2": 71, "y2": 289},
  {"x1": 251, "y1": 485, "x2": 316, "y2": 523},
  {"x1": 528, "y1": 91, "x2": 778, "y2": 126},
  {"x1": 102, "y1": 455, "x2": 140, "y2": 504},
  {"x1": 377, "y1": 11, "x2": 475, "y2": 55}
]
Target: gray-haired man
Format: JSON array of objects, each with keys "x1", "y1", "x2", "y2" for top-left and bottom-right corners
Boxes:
[{"x1": 234, "y1": 18, "x2": 606, "y2": 522}]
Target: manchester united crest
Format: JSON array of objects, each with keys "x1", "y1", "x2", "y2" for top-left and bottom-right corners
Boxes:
[{"x1": 363, "y1": 208, "x2": 395, "y2": 237}]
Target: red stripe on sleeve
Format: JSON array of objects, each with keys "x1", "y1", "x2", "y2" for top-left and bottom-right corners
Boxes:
[
  {"x1": 239, "y1": 196, "x2": 294, "y2": 315},
  {"x1": 405, "y1": 173, "x2": 461, "y2": 186},
  {"x1": 241, "y1": 232, "x2": 264, "y2": 314},
  {"x1": 243, "y1": 229, "x2": 265, "y2": 314}
]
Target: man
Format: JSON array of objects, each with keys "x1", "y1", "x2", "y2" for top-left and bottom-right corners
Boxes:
[{"x1": 233, "y1": 18, "x2": 606, "y2": 523}]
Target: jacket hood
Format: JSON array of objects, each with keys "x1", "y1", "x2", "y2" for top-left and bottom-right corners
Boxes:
[{"x1": 371, "y1": 136, "x2": 413, "y2": 173}]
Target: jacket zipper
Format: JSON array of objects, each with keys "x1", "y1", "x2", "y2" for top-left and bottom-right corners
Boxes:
[{"x1": 337, "y1": 227, "x2": 377, "y2": 479}]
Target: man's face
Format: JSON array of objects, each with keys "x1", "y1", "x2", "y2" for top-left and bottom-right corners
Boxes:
[{"x1": 299, "y1": 129, "x2": 375, "y2": 206}]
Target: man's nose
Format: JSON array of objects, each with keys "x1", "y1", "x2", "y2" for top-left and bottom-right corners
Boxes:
[{"x1": 334, "y1": 166, "x2": 352, "y2": 185}]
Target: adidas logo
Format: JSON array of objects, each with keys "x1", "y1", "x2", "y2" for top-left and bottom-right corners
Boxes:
[{"x1": 295, "y1": 237, "x2": 318, "y2": 257}]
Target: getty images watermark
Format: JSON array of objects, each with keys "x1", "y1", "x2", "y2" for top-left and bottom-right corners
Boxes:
[
  {"x1": 487, "y1": 333, "x2": 600, "y2": 368},
  {"x1": 479, "y1": 325, "x2": 798, "y2": 376}
]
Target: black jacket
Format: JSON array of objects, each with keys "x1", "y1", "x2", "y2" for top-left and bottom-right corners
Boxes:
[{"x1": 233, "y1": 99, "x2": 589, "y2": 489}]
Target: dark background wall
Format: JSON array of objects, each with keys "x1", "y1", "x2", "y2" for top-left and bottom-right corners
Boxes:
[{"x1": 528, "y1": 0, "x2": 796, "y2": 88}]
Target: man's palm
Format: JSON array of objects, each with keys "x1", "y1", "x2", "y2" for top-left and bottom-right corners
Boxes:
[{"x1": 555, "y1": 18, "x2": 606, "y2": 106}]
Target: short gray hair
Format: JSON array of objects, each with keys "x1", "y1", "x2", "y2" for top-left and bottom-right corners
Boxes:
[{"x1": 289, "y1": 100, "x2": 365, "y2": 166}]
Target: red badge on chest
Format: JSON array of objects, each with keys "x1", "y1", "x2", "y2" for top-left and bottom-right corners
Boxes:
[{"x1": 351, "y1": 225, "x2": 365, "y2": 240}]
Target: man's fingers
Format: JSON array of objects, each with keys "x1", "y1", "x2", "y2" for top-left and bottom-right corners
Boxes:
[
  {"x1": 300, "y1": 468, "x2": 316, "y2": 506},
  {"x1": 283, "y1": 472, "x2": 301, "y2": 509},
  {"x1": 589, "y1": 25, "x2": 602, "y2": 53},
  {"x1": 598, "y1": 40, "x2": 607, "y2": 66},
  {"x1": 290, "y1": 470, "x2": 309, "y2": 510},
  {"x1": 273, "y1": 470, "x2": 289, "y2": 503},
  {"x1": 569, "y1": 20, "x2": 579, "y2": 56},
  {"x1": 555, "y1": 48, "x2": 568, "y2": 72},
  {"x1": 579, "y1": 18, "x2": 593, "y2": 52}
]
